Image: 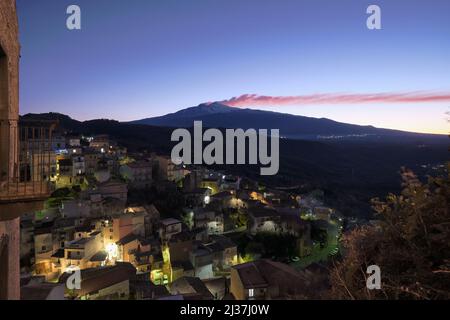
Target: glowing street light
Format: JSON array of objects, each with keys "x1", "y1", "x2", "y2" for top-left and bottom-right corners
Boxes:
[{"x1": 106, "y1": 243, "x2": 118, "y2": 260}]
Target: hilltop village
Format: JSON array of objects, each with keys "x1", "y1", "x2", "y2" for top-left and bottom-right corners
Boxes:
[{"x1": 19, "y1": 130, "x2": 344, "y2": 300}]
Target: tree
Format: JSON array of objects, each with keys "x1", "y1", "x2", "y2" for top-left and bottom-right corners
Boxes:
[
  {"x1": 329, "y1": 165, "x2": 450, "y2": 299},
  {"x1": 229, "y1": 207, "x2": 248, "y2": 228}
]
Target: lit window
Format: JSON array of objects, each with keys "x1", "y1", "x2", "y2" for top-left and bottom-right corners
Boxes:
[{"x1": 249, "y1": 288, "x2": 254, "y2": 298}]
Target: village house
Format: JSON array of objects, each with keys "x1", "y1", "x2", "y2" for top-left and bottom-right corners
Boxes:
[
  {"x1": 204, "y1": 235, "x2": 238, "y2": 270},
  {"x1": 59, "y1": 262, "x2": 136, "y2": 300},
  {"x1": 72, "y1": 155, "x2": 85, "y2": 177},
  {"x1": 170, "y1": 260, "x2": 195, "y2": 281},
  {"x1": 313, "y1": 206, "x2": 334, "y2": 221},
  {"x1": 60, "y1": 199, "x2": 91, "y2": 219},
  {"x1": 220, "y1": 175, "x2": 240, "y2": 192},
  {"x1": 143, "y1": 204, "x2": 160, "y2": 237},
  {"x1": 247, "y1": 206, "x2": 281, "y2": 234},
  {"x1": 116, "y1": 233, "x2": 154, "y2": 265},
  {"x1": 120, "y1": 159, "x2": 153, "y2": 189},
  {"x1": 190, "y1": 247, "x2": 214, "y2": 280},
  {"x1": 111, "y1": 208, "x2": 146, "y2": 243},
  {"x1": 56, "y1": 158, "x2": 73, "y2": 188},
  {"x1": 21, "y1": 281, "x2": 66, "y2": 300},
  {"x1": 183, "y1": 188, "x2": 211, "y2": 208},
  {"x1": 62, "y1": 230, "x2": 104, "y2": 271},
  {"x1": 193, "y1": 207, "x2": 224, "y2": 235},
  {"x1": 88, "y1": 180, "x2": 128, "y2": 206},
  {"x1": 203, "y1": 277, "x2": 229, "y2": 300},
  {"x1": 69, "y1": 146, "x2": 82, "y2": 155},
  {"x1": 154, "y1": 155, "x2": 187, "y2": 182},
  {"x1": 34, "y1": 228, "x2": 56, "y2": 278},
  {"x1": 169, "y1": 276, "x2": 214, "y2": 300},
  {"x1": 230, "y1": 259, "x2": 308, "y2": 300},
  {"x1": 83, "y1": 148, "x2": 101, "y2": 175},
  {"x1": 65, "y1": 134, "x2": 81, "y2": 148},
  {"x1": 168, "y1": 231, "x2": 195, "y2": 262},
  {"x1": 159, "y1": 218, "x2": 183, "y2": 242},
  {"x1": 210, "y1": 190, "x2": 245, "y2": 210},
  {"x1": 89, "y1": 134, "x2": 110, "y2": 153},
  {"x1": 130, "y1": 277, "x2": 170, "y2": 300}
]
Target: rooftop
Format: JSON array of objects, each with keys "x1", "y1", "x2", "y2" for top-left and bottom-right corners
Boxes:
[
  {"x1": 233, "y1": 262, "x2": 268, "y2": 289},
  {"x1": 21, "y1": 283, "x2": 64, "y2": 300},
  {"x1": 170, "y1": 277, "x2": 213, "y2": 300},
  {"x1": 233, "y1": 259, "x2": 307, "y2": 290},
  {"x1": 59, "y1": 263, "x2": 136, "y2": 296},
  {"x1": 90, "y1": 250, "x2": 108, "y2": 262},
  {"x1": 160, "y1": 218, "x2": 181, "y2": 226}
]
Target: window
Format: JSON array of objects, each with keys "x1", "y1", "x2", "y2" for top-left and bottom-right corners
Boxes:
[{"x1": 249, "y1": 288, "x2": 254, "y2": 298}]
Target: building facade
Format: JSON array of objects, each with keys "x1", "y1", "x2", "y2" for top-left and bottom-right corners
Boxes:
[{"x1": 1, "y1": 0, "x2": 54, "y2": 299}]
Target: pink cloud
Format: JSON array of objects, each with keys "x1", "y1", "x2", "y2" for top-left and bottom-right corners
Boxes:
[{"x1": 220, "y1": 92, "x2": 450, "y2": 107}]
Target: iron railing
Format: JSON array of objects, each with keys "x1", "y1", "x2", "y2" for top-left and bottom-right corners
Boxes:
[{"x1": 0, "y1": 120, "x2": 57, "y2": 202}]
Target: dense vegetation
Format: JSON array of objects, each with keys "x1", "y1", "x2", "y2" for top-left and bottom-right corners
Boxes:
[{"x1": 329, "y1": 165, "x2": 450, "y2": 299}]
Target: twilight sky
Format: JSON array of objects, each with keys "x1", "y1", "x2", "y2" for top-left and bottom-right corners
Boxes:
[{"x1": 16, "y1": 0, "x2": 450, "y2": 134}]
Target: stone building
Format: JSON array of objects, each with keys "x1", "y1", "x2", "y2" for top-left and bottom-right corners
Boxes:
[
  {"x1": 0, "y1": 0, "x2": 53, "y2": 299},
  {"x1": 0, "y1": 0, "x2": 21, "y2": 300}
]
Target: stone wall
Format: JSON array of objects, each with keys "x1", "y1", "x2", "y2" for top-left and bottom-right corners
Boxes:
[
  {"x1": 0, "y1": 217, "x2": 20, "y2": 299},
  {"x1": 0, "y1": 0, "x2": 21, "y2": 300},
  {"x1": 0, "y1": 0, "x2": 19, "y2": 120}
]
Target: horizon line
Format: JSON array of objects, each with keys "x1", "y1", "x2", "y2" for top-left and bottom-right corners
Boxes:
[{"x1": 19, "y1": 107, "x2": 449, "y2": 136}]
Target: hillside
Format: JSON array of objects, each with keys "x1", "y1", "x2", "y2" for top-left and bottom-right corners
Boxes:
[
  {"x1": 131, "y1": 102, "x2": 447, "y2": 142},
  {"x1": 21, "y1": 112, "x2": 449, "y2": 218}
]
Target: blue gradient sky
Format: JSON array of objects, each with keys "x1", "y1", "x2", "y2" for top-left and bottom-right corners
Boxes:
[{"x1": 16, "y1": 0, "x2": 450, "y2": 133}]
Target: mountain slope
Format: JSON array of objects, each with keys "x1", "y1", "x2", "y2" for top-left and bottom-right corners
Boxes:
[{"x1": 131, "y1": 102, "x2": 445, "y2": 141}]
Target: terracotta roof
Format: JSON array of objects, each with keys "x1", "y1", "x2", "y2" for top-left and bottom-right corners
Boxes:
[
  {"x1": 59, "y1": 263, "x2": 136, "y2": 297},
  {"x1": 131, "y1": 280, "x2": 170, "y2": 300},
  {"x1": 160, "y1": 218, "x2": 181, "y2": 226},
  {"x1": 233, "y1": 259, "x2": 307, "y2": 292},
  {"x1": 116, "y1": 233, "x2": 139, "y2": 246},
  {"x1": 170, "y1": 277, "x2": 213, "y2": 300},
  {"x1": 233, "y1": 262, "x2": 268, "y2": 289},
  {"x1": 21, "y1": 283, "x2": 64, "y2": 300},
  {"x1": 90, "y1": 250, "x2": 108, "y2": 262}
]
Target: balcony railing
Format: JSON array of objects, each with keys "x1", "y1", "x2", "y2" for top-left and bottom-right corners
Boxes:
[{"x1": 0, "y1": 120, "x2": 57, "y2": 204}]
